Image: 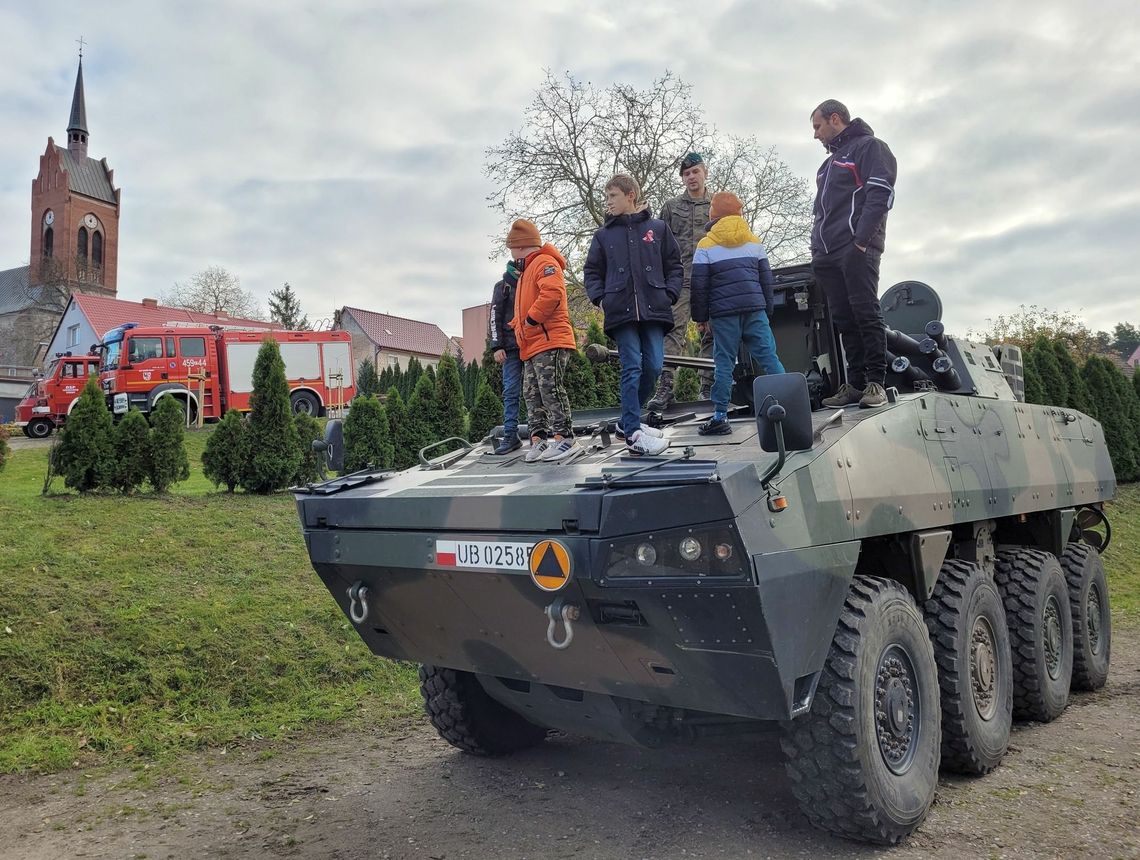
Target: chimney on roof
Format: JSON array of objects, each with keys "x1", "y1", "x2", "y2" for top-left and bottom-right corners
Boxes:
[{"x1": 141, "y1": 298, "x2": 158, "y2": 308}]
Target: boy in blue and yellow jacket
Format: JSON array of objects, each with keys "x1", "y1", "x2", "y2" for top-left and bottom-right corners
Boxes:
[{"x1": 690, "y1": 192, "x2": 785, "y2": 435}]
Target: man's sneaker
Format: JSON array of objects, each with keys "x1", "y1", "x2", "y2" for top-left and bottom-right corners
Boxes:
[
  {"x1": 524, "y1": 439, "x2": 549, "y2": 463},
  {"x1": 698, "y1": 416, "x2": 732, "y2": 436},
  {"x1": 645, "y1": 393, "x2": 670, "y2": 413},
  {"x1": 859, "y1": 382, "x2": 888, "y2": 409},
  {"x1": 493, "y1": 435, "x2": 522, "y2": 455},
  {"x1": 626, "y1": 429, "x2": 669, "y2": 456},
  {"x1": 615, "y1": 424, "x2": 664, "y2": 441},
  {"x1": 698, "y1": 385, "x2": 713, "y2": 401},
  {"x1": 542, "y1": 437, "x2": 580, "y2": 462},
  {"x1": 821, "y1": 383, "x2": 864, "y2": 408}
]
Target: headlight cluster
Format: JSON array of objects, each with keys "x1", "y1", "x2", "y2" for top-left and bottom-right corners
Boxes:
[{"x1": 602, "y1": 524, "x2": 748, "y2": 581}]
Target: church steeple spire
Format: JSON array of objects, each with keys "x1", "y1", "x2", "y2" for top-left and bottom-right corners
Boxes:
[{"x1": 66, "y1": 49, "x2": 88, "y2": 157}]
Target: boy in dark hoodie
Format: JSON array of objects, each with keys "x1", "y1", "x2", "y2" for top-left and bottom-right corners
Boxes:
[
  {"x1": 584, "y1": 174, "x2": 683, "y2": 456},
  {"x1": 690, "y1": 192, "x2": 785, "y2": 435},
  {"x1": 488, "y1": 260, "x2": 523, "y2": 454}
]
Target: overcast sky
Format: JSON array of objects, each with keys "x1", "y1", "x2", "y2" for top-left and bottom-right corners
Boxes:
[{"x1": 1, "y1": 0, "x2": 1137, "y2": 340}]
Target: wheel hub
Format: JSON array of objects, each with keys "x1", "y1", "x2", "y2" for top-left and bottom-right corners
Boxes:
[
  {"x1": 970, "y1": 616, "x2": 998, "y2": 721},
  {"x1": 875, "y1": 644, "x2": 919, "y2": 774},
  {"x1": 1043, "y1": 595, "x2": 1063, "y2": 680}
]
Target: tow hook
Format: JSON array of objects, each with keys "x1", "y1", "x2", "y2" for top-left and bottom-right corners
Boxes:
[
  {"x1": 545, "y1": 599, "x2": 580, "y2": 650},
  {"x1": 347, "y1": 582, "x2": 369, "y2": 624}
]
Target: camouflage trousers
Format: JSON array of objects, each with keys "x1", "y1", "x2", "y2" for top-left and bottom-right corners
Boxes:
[
  {"x1": 655, "y1": 286, "x2": 713, "y2": 400},
  {"x1": 523, "y1": 348, "x2": 574, "y2": 439}
]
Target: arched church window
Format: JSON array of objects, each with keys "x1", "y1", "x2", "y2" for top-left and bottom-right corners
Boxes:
[
  {"x1": 44, "y1": 227, "x2": 54, "y2": 258},
  {"x1": 78, "y1": 227, "x2": 88, "y2": 260},
  {"x1": 92, "y1": 231, "x2": 103, "y2": 266}
]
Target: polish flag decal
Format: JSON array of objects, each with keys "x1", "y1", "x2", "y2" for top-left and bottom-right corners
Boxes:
[{"x1": 436, "y1": 540, "x2": 457, "y2": 566}]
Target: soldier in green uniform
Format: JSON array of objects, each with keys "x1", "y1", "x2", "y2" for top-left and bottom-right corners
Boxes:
[{"x1": 648, "y1": 152, "x2": 714, "y2": 410}]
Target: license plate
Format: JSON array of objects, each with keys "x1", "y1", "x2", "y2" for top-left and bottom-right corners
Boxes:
[{"x1": 435, "y1": 540, "x2": 534, "y2": 571}]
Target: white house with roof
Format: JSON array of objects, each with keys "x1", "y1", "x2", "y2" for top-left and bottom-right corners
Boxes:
[{"x1": 336, "y1": 306, "x2": 456, "y2": 374}]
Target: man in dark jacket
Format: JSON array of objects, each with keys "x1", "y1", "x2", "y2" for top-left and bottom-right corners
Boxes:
[
  {"x1": 809, "y1": 99, "x2": 897, "y2": 409},
  {"x1": 584, "y1": 174, "x2": 683, "y2": 456},
  {"x1": 488, "y1": 260, "x2": 523, "y2": 454}
]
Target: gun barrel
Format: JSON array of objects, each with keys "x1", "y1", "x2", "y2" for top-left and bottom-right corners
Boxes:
[{"x1": 585, "y1": 343, "x2": 715, "y2": 370}]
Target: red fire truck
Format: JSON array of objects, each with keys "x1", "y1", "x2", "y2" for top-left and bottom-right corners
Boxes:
[
  {"x1": 98, "y1": 324, "x2": 355, "y2": 423},
  {"x1": 13, "y1": 353, "x2": 102, "y2": 438}
]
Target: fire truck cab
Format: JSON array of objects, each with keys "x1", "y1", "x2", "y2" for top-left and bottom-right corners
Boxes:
[
  {"x1": 98, "y1": 324, "x2": 355, "y2": 423},
  {"x1": 13, "y1": 353, "x2": 102, "y2": 438}
]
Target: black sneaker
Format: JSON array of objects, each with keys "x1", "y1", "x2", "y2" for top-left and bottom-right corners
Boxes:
[
  {"x1": 698, "y1": 416, "x2": 732, "y2": 436},
  {"x1": 493, "y1": 435, "x2": 522, "y2": 455}
]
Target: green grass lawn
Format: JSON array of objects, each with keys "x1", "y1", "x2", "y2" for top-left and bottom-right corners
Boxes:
[
  {"x1": 0, "y1": 432, "x2": 420, "y2": 774},
  {"x1": 0, "y1": 434, "x2": 1137, "y2": 775}
]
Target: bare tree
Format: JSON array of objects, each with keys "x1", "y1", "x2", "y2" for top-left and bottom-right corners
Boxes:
[
  {"x1": 485, "y1": 71, "x2": 813, "y2": 319},
  {"x1": 162, "y1": 266, "x2": 263, "y2": 319}
]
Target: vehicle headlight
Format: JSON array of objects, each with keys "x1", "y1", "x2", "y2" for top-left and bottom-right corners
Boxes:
[{"x1": 601, "y1": 524, "x2": 747, "y2": 581}]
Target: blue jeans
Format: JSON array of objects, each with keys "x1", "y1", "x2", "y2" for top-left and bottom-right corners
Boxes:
[
  {"x1": 502, "y1": 349, "x2": 523, "y2": 437},
  {"x1": 612, "y1": 322, "x2": 666, "y2": 436},
  {"x1": 710, "y1": 312, "x2": 785, "y2": 414}
]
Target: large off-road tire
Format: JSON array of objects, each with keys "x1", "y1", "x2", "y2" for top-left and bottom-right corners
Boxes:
[
  {"x1": 994, "y1": 548, "x2": 1073, "y2": 722},
  {"x1": 923, "y1": 560, "x2": 1013, "y2": 774},
  {"x1": 781, "y1": 576, "x2": 940, "y2": 845},
  {"x1": 1061, "y1": 542, "x2": 1111, "y2": 691},
  {"x1": 24, "y1": 418, "x2": 53, "y2": 438},
  {"x1": 419, "y1": 665, "x2": 548, "y2": 757}
]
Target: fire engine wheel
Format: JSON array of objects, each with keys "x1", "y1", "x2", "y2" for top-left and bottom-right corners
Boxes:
[
  {"x1": 781, "y1": 575, "x2": 940, "y2": 845},
  {"x1": 923, "y1": 560, "x2": 1013, "y2": 775},
  {"x1": 290, "y1": 391, "x2": 320, "y2": 416},
  {"x1": 1061, "y1": 542, "x2": 1111, "y2": 691},
  {"x1": 994, "y1": 547, "x2": 1073, "y2": 722},
  {"x1": 419, "y1": 665, "x2": 548, "y2": 757},
  {"x1": 24, "y1": 418, "x2": 54, "y2": 439}
]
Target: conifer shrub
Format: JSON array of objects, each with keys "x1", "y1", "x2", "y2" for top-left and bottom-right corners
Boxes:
[
  {"x1": 406, "y1": 372, "x2": 438, "y2": 459},
  {"x1": 202, "y1": 409, "x2": 248, "y2": 492},
  {"x1": 468, "y1": 377, "x2": 504, "y2": 444},
  {"x1": 292, "y1": 412, "x2": 326, "y2": 484},
  {"x1": 56, "y1": 375, "x2": 115, "y2": 493},
  {"x1": 112, "y1": 408, "x2": 152, "y2": 493},
  {"x1": 241, "y1": 339, "x2": 301, "y2": 494},
  {"x1": 585, "y1": 319, "x2": 620, "y2": 406},
  {"x1": 148, "y1": 395, "x2": 191, "y2": 493},
  {"x1": 434, "y1": 353, "x2": 467, "y2": 443},
  {"x1": 1029, "y1": 334, "x2": 1068, "y2": 406},
  {"x1": 342, "y1": 395, "x2": 393, "y2": 473},
  {"x1": 1051, "y1": 340, "x2": 1093, "y2": 414},
  {"x1": 356, "y1": 358, "x2": 380, "y2": 399},
  {"x1": 674, "y1": 367, "x2": 700, "y2": 403},
  {"x1": 1022, "y1": 347, "x2": 1047, "y2": 405},
  {"x1": 1082, "y1": 356, "x2": 1140, "y2": 482},
  {"x1": 384, "y1": 387, "x2": 417, "y2": 470},
  {"x1": 565, "y1": 349, "x2": 598, "y2": 409}
]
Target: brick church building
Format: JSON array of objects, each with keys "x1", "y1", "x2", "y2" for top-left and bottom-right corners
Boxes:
[{"x1": 0, "y1": 57, "x2": 121, "y2": 366}]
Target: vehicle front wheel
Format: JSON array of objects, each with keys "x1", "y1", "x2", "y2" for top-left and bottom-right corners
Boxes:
[
  {"x1": 419, "y1": 665, "x2": 548, "y2": 757},
  {"x1": 24, "y1": 418, "x2": 54, "y2": 438},
  {"x1": 781, "y1": 576, "x2": 941, "y2": 845}
]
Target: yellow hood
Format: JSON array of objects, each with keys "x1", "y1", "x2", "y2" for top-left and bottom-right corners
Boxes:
[{"x1": 697, "y1": 215, "x2": 761, "y2": 249}]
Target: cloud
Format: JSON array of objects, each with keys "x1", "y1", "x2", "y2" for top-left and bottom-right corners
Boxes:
[{"x1": 1, "y1": 0, "x2": 1136, "y2": 341}]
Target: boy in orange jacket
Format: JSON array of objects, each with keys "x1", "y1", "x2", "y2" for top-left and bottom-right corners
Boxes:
[{"x1": 506, "y1": 219, "x2": 579, "y2": 462}]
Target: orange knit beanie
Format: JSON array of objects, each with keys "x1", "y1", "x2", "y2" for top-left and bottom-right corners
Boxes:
[
  {"x1": 709, "y1": 192, "x2": 743, "y2": 221},
  {"x1": 506, "y1": 219, "x2": 542, "y2": 249}
]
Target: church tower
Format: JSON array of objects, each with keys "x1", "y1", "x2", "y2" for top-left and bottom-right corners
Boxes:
[{"x1": 29, "y1": 55, "x2": 121, "y2": 296}]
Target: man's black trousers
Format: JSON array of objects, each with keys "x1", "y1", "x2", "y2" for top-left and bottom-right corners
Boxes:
[{"x1": 811, "y1": 244, "x2": 887, "y2": 388}]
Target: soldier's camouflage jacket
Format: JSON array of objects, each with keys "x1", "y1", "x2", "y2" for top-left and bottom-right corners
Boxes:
[{"x1": 659, "y1": 191, "x2": 712, "y2": 288}]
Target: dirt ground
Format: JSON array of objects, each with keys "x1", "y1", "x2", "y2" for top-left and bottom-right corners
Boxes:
[{"x1": 2, "y1": 630, "x2": 1137, "y2": 860}]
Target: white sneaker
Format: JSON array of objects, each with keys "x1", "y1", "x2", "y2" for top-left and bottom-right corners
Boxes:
[
  {"x1": 627, "y1": 429, "x2": 669, "y2": 456},
  {"x1": 524, "y1": 440, "x2": 550, "y2": 463},
  {"x1": 615, "y1": 424, "x2": 664, "y2": 440},
  {"x1": 542, "y1": 437, "x2": 580, "y2": 462}
]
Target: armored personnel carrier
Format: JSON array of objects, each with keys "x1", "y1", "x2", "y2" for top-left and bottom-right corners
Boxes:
[{"x1": 295, "y1": 269, "x2": 1115, "y2": 844}]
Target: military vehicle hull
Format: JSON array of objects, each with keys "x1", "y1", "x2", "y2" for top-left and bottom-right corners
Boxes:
[{"x1": 296, "y1": 274, "x2": 1116, "y2": 844}]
